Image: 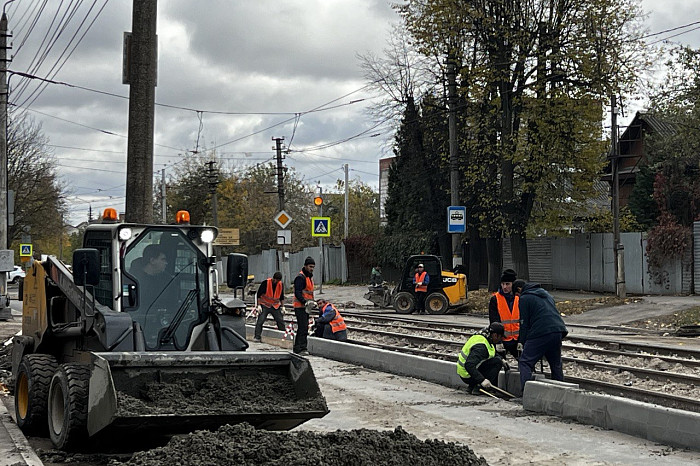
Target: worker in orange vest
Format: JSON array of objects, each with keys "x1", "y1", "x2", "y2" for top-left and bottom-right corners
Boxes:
[
  {"x1": 253, "y1": 271, "x2": 286, "y2": 342},
  {"x1": 313, "y1": 299, "x2": 348, "y2": 341},
  {"x1": 413, "y1": 263, "x2": 430, "y2": 314},
  {"x1": 488, "y1": 268, "x2": 521, "y2": 359},
  {"x1": 292, "y1": 257, "x2": 316, "y2": 355}
]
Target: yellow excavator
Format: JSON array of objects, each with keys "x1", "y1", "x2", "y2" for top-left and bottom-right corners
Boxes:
[{"x1": 11, "y1": 209, "x2": 327, "y2": 449}]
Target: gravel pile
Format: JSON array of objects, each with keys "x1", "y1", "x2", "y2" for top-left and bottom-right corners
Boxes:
[
  {"x1": 117, "y1": 423, "x2": 489, "y2": 466},
  {"x1": 117, "y1": 372, "x2": 327, "y2": 416}
]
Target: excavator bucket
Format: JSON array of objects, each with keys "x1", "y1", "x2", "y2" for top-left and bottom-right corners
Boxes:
[{"x1": 86, "y1": 351, "x2": 328, "y2": 438}]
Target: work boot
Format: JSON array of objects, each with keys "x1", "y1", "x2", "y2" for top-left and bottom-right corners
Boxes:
[
  {"x1": 470, "y1": 386, "x2": 482, "y2": 395},
  {"x1": 253, "y1": 337, "x2": 262, "y2": 343},
  {"x1": 297, "y1": 350, "x2": 310, "y2": 356}
]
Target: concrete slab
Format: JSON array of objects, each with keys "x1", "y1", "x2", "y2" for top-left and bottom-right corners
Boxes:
[{"x1": 523, "y1": 380, "x2": 700, "y2": 451}]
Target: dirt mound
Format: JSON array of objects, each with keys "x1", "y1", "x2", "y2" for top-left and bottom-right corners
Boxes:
[{"x1": 119, "y1": 423, "x2": 489, "y2": 466}]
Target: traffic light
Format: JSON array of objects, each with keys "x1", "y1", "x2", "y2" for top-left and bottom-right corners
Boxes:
[{"x1": 313, "y1": 194, "x2": 323, "y2": 206}]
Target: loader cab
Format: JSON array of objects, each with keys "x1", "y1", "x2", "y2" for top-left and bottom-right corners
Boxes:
[
  {"x1": 121, "y1": 226, "x2": 213, "y2": 350},
  {"x1": 396, "y1": 255, "x2": 443, "y2": 295}
]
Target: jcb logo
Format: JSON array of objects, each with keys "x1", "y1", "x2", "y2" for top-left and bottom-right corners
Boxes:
[{"x1": 442, "y1": 277, "x2": 457, "y2": 284}]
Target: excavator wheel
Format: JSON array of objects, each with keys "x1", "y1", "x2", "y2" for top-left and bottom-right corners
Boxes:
[
  {"x1": 425, "y1": 292, "x2": 449, "y2": 315},
  {"x1": 15, "y1": 354, "x2": 58, "y2": 435},
  {"x1": 394, "y1": 291, "x2": 415, "y2": 314},
  {"x1": 48, "y1": 363, "x2": 91, "y2": 450}
]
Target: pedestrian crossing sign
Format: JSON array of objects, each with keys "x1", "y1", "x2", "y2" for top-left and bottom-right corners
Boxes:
[
  {"x1": 20, "y1": 244, "x2": 32, "y2": 257},
  {"x1": 311, "y1": 217, "x2": 331, "y2": 237}
]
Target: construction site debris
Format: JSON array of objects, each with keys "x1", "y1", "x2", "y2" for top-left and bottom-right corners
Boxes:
[{"x1": 117, "y1": 423, "x2": 490, "y2": 466}]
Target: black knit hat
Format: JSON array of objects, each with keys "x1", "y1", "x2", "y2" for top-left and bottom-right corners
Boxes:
[
  {"x1": 500, "y1": 268, "x2": 517, "y2": 283},
  {"x1": 488, "y1": 322, "x2": 505, "y2": 336},
  {"x1": 304, "y1": 256, "x2": 315, "y2": 266}
]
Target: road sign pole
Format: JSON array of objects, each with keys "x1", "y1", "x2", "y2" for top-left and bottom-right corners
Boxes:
[{"x1": 318, "y1": 190, "x2": 323, "y2": 294}]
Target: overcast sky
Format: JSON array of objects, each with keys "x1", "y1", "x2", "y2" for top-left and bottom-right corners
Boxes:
[{"x1": 5, "y1": 0, "x2": 700, "y2": 226}]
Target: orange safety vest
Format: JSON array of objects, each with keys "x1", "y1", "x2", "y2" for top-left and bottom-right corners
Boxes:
[
  {"x1": 414, "y1": 271, "x2": 428, "y2": 292},
  {"x1": 293, "y1": 270, "x2": 314, "y2": 309},
  {"x1": 495, "y1": 293, "x2": 520, "y2": 341},
  {"x1": 258, "y1": 278, "x2": 283, "y2": 309},
  {"x1": 323, "y1": 303, "x2": 347, "y2": 333}
]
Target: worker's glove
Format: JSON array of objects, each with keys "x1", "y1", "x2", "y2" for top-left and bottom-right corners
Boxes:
[
  {"x1": 517, "y1": 342, "x2": 524, "y2": 352},
  {"x1": 305, "y1": 301, "x2": 316, "y2": 312},
  {"x1": 480, "y1": 379, "x2": 493, "y2": 389}
]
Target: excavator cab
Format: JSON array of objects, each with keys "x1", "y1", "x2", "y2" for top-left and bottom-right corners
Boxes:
[{"x1": 392, "y1": 255, "x2": 467, "y2": 315}]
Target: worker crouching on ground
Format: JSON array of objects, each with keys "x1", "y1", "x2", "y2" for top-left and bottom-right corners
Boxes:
[
  {"x1": 456, "y1": 322, "x2": 506, "y2": 395},
  {"x1": 513, "y1": 280, "x2": 568, "y2": 391},
  {"x1": 253, "y1": 271, "x2": 286, "y2": 342},
  {"x1": 313, "y1": 299, "x2": 348, "y2": 341},
  {"x1": 488, "y1": 268, "x2": 521, "y2": 360}
]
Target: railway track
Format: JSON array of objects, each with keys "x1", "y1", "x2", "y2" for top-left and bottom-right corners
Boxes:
[{"x1": 250, "y1": 311, "x2": 700, "y2": 413}]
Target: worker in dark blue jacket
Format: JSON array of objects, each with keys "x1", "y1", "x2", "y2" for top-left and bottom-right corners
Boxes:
[{"x1": 513, "y1": 280, "x2": 568, "y2": 391}]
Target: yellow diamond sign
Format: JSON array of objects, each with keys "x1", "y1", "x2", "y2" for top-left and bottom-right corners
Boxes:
[{"x1": 274, "y1": 210, "x2": 292, "y2": 229}]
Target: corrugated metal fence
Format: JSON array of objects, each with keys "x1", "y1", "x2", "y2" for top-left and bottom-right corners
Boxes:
[{"x1": 235, "y1": 222, "x2": 700, "y2": 295}]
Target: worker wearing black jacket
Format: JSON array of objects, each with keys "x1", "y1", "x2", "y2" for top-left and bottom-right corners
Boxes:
[
  {"x1": 456, "y1": 322, "x2": 505, "y2": 395},
  {"x1": 513, "y1": 280, "x2": 568, "y2": 391}
]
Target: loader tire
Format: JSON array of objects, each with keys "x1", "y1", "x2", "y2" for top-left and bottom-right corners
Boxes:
[
  {"x1": 394, "y1": 292, "x2": 415, "y2": 314},
  {"x1": 48, "y1": 363, "x2": 90, "y2": 450},
  {"x1": 425, "y1": 292, "x2": 449, "y2": 315},
  {"x1": 15, "y1": 354, "x2": 58, "y2": 435}
]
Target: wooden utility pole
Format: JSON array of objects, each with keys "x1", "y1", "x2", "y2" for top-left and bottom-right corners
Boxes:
[
  {"x1": 611, "y1": 96, "x2": 626, "y2": 298},
  {"x1": 273, "y1": 137, "x2": 285, "y2": 210},
  {"x1": 125, "y1": 0, "x2": 157, "y2": 223},
  {"x1": 344, "y1": 163, "x2": 349, "y2": 240}
]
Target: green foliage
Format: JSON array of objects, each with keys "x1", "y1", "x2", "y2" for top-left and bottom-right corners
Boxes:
[
  {"x1": 7, "y1": 116, "x2": 66, "y2": 253},
  {"x1": 582, "y1": 206, "x2": 643, "y2": 234},
  {"x1": 385, "y1": 96, "x2": 450, "y2": 235},
  {"x1": 628, "y1": 163, "x2": 659, "y2": 230},
  {"x1": 374, "y1": 232, "x2": 437, "y2": 269},
  {"x1": 344, "y1": 235, "x2": 378, "y2": 268}
]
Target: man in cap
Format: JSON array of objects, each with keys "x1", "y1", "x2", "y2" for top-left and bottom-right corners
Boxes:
[
  {"x1": 512, "y1": 280, "x2": 568, "y2": 391},
  {"x1": 313, "y1": 298, "x2": 348, "y2": 341},
  {"x1": 292, "y1": 257, "x2": 316, "y2": 355},
  {"x1": 489, "y1": 268, "x2": 521, "y2": 359},
  {"x1": 253, "y1": 271, "x2": 285, "y2": 342},
  {"x1": 456, "y1": 322, "x2": 506, "y2": 395},
  {"x1": 413, "y1": 263, "x2": 430, "y2": 314}
]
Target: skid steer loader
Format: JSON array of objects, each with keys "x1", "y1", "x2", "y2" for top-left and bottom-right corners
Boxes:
[{"x1": 11, "y1": 209, "x2": 328, "y2": 450}]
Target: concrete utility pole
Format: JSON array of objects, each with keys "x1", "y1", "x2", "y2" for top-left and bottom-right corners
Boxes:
[
  {"x1": 447, "y1": 57, "x2": 461, "y2": 267},
  {"x1": 273, "y1": 137, "x2": 285, "y2": 210},
  {"x1": 125, "y1": 0, "x2": 157, "y2": 223},
  {"x1": 0, "y1": 7, "x2": 10, "y2": 250},
  {"x1": 344, "y1": 163, "x2": 349, "y2": 240},
  {"x1": 206, "y1": 160, "x2": 219, "y2": 227},
  {"x1": 611, "y1": 95, "x2": 626, "y2": 298},
  {"x1": 317, "y1": 185, "x2": 323, "y2": 294}
]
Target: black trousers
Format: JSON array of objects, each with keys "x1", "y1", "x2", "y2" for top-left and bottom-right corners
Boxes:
[
  {"x1": 502, "y1": 340, "x2": 519, "y2": 360},
  {"x1": 460, "y1": 357, "x2": 502, "y2": 390},
  {"x1": 415, "y1": 291, "x2": 427, "y2": 311},
  {"x1": 293, "y1": 307, "x2": 309, "y2": 353}
]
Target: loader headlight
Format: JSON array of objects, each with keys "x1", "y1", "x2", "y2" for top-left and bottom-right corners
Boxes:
[
  {"x1": 119, "y1": 228, "x2": 133, "y2": 241},
  {"x1": 200, "y1": 229, "x2": 215, "y2": 243}
]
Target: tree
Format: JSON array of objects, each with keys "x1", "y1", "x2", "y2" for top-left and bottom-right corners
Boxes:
[
  {"x1": 7, "y1": 116, "x2": 66, "y2": 258},
  {"x1": 394, "y1": 0, "x2": 647, "y2": 287},
  {"x1": 320, "y1": 178, "x2": 380, "y2": 245}
]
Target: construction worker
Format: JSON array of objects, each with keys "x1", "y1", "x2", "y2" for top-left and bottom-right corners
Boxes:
[
  {"x1": 488, "y1": 268, "x2": 521, "y2": 359},
  {"x1": 253, "y1": 271, "x2": 286, "y2": 342},
  {"x1": 513, "y1": 280, "x2": 568, "y2": 391},
  {"x1": 456, "y1": 322, "x2": 506, "y2": 395},
  {"x1": 314, "y1": 298, "x2": 348, "y2": 341},
  {"x1": 413, "y1": 263, "x2": 429, "y2": 314},
  {"x1": 292, "y1": 257, "x2": 315, "y2": 355}
]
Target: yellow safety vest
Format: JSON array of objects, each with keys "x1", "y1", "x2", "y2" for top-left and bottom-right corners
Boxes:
[{"x1": 456, "y1": 334, "x2": 496, "y2": 379}]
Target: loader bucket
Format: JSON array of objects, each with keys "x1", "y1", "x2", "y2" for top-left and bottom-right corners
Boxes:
[{"x1": 86, "y1": 352, "x2": 328, "y2": 438}]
